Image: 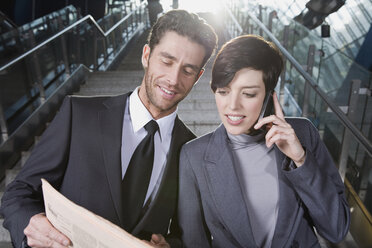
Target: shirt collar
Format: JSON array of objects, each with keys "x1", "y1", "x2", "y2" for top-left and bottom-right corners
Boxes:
[{"x1": 129, "y1": 87, "x2": 177, "y2": 140}]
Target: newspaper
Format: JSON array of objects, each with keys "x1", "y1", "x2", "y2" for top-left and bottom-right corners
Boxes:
[{"x1": 41, "y1": 179, "x2": 152, "y2": 248}]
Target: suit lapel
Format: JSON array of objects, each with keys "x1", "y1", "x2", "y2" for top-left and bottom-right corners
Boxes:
[
  {"x1": 204, "y1": 125, "x2": 257, "y2": 248},
  {"x1": 133, "y1": 116, "x2": 194, "y2": 233},
  {"x1": 98, "y1": 93, "x2": 130, "y2": 226},
  {"x1": 271, "y1": 147, "x2": 303, "y2": 247}
]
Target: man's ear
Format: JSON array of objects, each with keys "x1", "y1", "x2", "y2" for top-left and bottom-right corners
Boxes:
[
  {"x1": 194, "y1": 68, "x2": 205, "y2": 84},
  {"x1": 142, "y1": 44, "x2": 150, "y2": 69}
]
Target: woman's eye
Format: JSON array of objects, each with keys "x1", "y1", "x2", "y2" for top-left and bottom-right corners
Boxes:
[
  {"x1": 216, "y1": 90, "x2": 228, "y2": 95},
  {"x1": 243, "y1": 93, "x2": 256, "y2": 97}
]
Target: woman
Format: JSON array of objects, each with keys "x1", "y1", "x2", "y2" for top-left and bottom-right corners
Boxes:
[{"x1": 177, "y1": 35, "x2": 350, "y2": 248}]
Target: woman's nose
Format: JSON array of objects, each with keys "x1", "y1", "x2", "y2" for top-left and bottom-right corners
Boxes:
[{"x1": 228, "y1": 94, "x2": 240, "y2": 110}]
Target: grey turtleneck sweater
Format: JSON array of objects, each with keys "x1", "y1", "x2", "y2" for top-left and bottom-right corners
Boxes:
[{"x1": 227, "y1": 132, "x2": 279, "y2": 248}]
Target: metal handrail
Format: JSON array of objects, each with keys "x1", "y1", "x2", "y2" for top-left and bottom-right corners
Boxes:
[
  {"x1": 226, "y1": 6, "x2": 372, "y2": 157},
  {"x1": 225, "y1": 6, "x2": 243, "y2": 34},
  {"x1": 0, "y1": 0, "x2": 147, "y2": 72}
]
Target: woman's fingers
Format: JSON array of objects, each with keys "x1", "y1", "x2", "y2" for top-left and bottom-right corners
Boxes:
[
  {"x1": 265, "y1": 125, "x2": 294, "y2": 147},
  {"x1": 254, "y1": 114, "x2": 288, "y2": 130},
  {"x1": 272, "y1": 91, "x2": 285, "y2": 119}
]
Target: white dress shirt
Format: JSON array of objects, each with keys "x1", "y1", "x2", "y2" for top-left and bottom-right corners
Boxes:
[{"x1": 121, "y1": 87, "x2": 176, "y2": 205}]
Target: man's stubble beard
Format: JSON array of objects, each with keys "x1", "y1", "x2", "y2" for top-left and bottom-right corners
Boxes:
[{"x1": 143, "y1": 68, "x2": 186, "y2": 114}]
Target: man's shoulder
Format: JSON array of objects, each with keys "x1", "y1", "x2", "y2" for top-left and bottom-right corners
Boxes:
[
  {"x1": 67, "y1": 93, "x2": 129, "y2": 104},
  {"x1": 174, "y1": 117, "x2": 197, "y2": 141},
  {"x1": 63, "y1": 93, "x2": 130, "y2": 110}
]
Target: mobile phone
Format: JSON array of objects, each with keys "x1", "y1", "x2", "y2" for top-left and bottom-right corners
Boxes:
[{"x1": 258, "y1": 90, "x2": 274, "y2": 130}]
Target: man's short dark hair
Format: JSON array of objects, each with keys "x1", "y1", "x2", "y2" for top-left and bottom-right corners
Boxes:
[
  {"x1": 211, "y1": 35, "x2": 283, "y2": 93},
  {"x1": 147, "y1": 9, "x2": 217, "y2": 67}
]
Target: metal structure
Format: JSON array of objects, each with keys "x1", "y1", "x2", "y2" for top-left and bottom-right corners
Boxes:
[
  {"x1": 0, "y1": 0, "x2": 148, "y2": 179},
  {"x1": 222, "y1": 0, "x2": 372, "y2": 246}
]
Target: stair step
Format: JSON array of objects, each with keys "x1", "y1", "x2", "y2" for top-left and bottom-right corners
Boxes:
[
  {"x1": 76, "y1": 88, "x2": 136, "y2": 96},
  {"x1": 5, "y1": 169, "x2": 21, "y2": 186},
  {"x1": 81, "y1": 82, "x2": 141, "y2": 89},
  {"x1": 178, "y1": 110, "x2": 220, "y2": 123},
  {"x1": 88, "y1": 71, "x2": 144, "y2": 77},
  {"x1": 116, "y1": 63, "x2": 143, "y2": 71},
  {"x1": 21, "y1": 151, "x2": 31, "y2": 167},
  {"x1": 86, "y1": 76, "x2": 143, "y2": 82},
  {"x1": 183, "y1": 91, "x2": 215, "y2": 100},
  {"x1": 0, "y1": 220, "x2": 11, "y2": 244},
  {"x1": 80, "y1": 82, "x2": 213, "y2": 94},
  {"x1": 86, "y1": 77, "x2": 143, "y2": 83},
  {"x1": 185, "y1": 124, "x2": 220, "y2": 137},
  {"x1": 178, "y1": 100, "x2": 217, "y2": 111},
  {"x1": 0, "y1": 242, "x2": 12, "y2": 247},
  {"x1": 193, "y1": 81, "x2": 213, "y2": 89}
]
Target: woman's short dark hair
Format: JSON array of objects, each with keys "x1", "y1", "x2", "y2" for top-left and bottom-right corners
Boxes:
[
  {"x1": 211, "y1": 35, "x2": 283, "y2": 93},
  {"x1": 147, "y1": 9, "x2": 217, "y2": 67}
]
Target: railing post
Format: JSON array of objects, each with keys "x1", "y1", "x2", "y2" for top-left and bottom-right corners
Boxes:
[
  {"x1": 268, "y1": 10, "x2": 277, "y2": 33},
  {"x1": 338, "y1": 79, "x2": 361, "y2": 181},
  {"x1": 75, "y1": 22, "x2": 81, "y2": 66},
  {"x1": 122, "y1": 5, "x2": 129, "y2": 42},
  {"x1": 28, "y1": 30, "x2": 46, "y2": 103},
  {"x1": 93, "y1": 28, "x2": 99, "y2": 70},
  {"x1": 57, "y1": 16, "x2": 71, "y2": 76},
  {"x1": 102, "y1": 32, "x2": 108, "y2": 66},
  {"x1": 258, "y1": 5, "x2": 263, "y2": 36},
  {"x1": 118, "y1": 10, "x2": 125, "y2": 45},
  {"x1": 358, "y1": 155, "x2": 371, "y2": 201},
  {"x1": 279, "y1": 25, "x2": 290, "y2": 105},
  {"x1": 129, "y1": 1, "x2": 134, "y2": 34},
  {"x1": 302, "y1": 44, "x2": 315, "y2": 117},
  {"x1": 354, "y1": 87, "x2": 371, "y2": 201},
  {"x1": 242, "y1": 15, "x2": 249, "y2": 34},
  {"x1": 135, "y1": 1, "x2": 139, "y2": 28},
  {"x1": 0, "y1": 104, "x2": 8, "y2": 141},
  {"x1": 109, "y1": 16, "x2": 116, "y2": 51},
  {"x1": 32, "y1": 0, "x2": 36, "y2": 21}
]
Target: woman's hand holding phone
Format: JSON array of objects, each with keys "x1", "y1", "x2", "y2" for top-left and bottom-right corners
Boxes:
[{"x1": 254, "y1": 91, "x2": 306, "y2": 167}]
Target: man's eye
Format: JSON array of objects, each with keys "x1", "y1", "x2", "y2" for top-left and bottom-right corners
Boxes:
[
  {"x1": 183, "y1": 69, "x2": 194, "y2": 75},
  {"x1": 162, "y1": 59, "x2": 171, "y2": 65}
]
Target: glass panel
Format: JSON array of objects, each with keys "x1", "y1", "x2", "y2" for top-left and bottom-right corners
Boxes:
[
  {"x1": 0, "y1": 0, "x2": 148, "y2": 140},
  {"x1": 224, "y1": 0, "x2": 372, "y2": 217},
  {"x1": 0, "y1": 6, "x2": 79, "y2": 66}
]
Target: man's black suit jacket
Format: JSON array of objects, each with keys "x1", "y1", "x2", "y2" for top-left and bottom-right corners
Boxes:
[{"x1": 0, "y1": 93, "x2": 196, "y2": 248}]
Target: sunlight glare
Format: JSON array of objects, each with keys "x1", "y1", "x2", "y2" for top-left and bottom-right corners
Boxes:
[{"x1": 160, "y1": 0, "x2": 222, "y2": 13}]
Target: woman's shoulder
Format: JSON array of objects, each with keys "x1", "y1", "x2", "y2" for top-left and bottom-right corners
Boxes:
[
  {"x1": 285, "y1": 117, "x2": 317, "y2": 132},
  {"x1": 182, "y1": 124, "x2": 226, "y2": 154},
  {"x1": 183, "y1": 130, "x2": 215, "y2": 151},
  {"x1": 285, "y1": 117, "x2": 320, "y2": 145},
  {"x1": 285, "y1": 117, "x2": 313, "y2": 126}
]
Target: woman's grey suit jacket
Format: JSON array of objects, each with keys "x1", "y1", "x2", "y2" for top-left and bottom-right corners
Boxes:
[{"x1": 178, "y1": 118, "x2": 350, "y2": 248}]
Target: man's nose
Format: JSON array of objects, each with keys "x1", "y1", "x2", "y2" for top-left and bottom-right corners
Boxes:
[{"x1": 167, "y1": 68, "x2": 181, "y2": 85}]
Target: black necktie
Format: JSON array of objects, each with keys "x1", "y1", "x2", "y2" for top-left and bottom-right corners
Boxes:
[{"x1": 121, "y1": 120, "x2": 159, "y2": 231}]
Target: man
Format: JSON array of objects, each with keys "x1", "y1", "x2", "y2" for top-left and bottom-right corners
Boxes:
[
  {"x1": 147, "y1": 0, "x2": 163, "y2": 26},
  {"x1": 0, "y1": 9, "x2": 217, "y2": 248}
]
